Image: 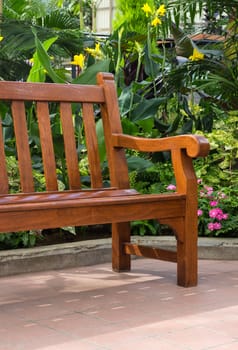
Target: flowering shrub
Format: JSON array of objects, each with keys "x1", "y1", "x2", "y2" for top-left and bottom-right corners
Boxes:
[
  {"x1": 197, "y1": 180, "x2": 229, "y2": 235},
  {"x1": 166, "y1": 179, "x2": 234, "y2": 236}
]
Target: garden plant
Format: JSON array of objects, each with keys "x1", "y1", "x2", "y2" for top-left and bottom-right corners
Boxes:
[{"x1": 0, "y1": 0, "x2": 238, "y2": 248}]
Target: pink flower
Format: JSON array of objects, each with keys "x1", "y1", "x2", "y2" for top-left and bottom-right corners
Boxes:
[
  {"x1": 208, "y1": 207, "x2": 228, "y2": 222},
  {"x1": 209, "y1": 208, "x2": 219, "y2": 218},
  {"x1": 216, "y1": 214, "x2": 224, "y2": 221},
  {"x1": 197, "y1": 179, "x2": 202, "y2": 184},
  {"x1": 205, "y1": 186, "x2": 213, "y2": 192},
  {"x1": 167, "y1": 184, "x2": 176, "y2": 191},
  {"x1": 209, "y1": 208, "x2": 224, "y2": 219},
  {"x1": 210, "y1": 201, "x2": 218, "y2": 207},
  {"x1": 208, "y1": 223, "x2": 215, "y2": 231},
  {"x1": 213, "y1": 222, "x2": 222, "y2": 230},
  {"x1": 197, "y1": 209, "x2": 203, "y2": 216},
  {"x1": 204, "y1": 186, "x2": 214, "y2": 197}
]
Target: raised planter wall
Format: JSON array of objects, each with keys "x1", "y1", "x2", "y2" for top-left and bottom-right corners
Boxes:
[{"x1": 0, "y1": 236, "x2": 237, "y2": 277}]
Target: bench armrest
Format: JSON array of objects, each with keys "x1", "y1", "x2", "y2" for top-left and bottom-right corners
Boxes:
[
  {"x1": 112, "y1": 133, "x2": 210, "y2": 194},
  {"x1": 112, "y1": 134, "x2": 209, "y2": 158}
]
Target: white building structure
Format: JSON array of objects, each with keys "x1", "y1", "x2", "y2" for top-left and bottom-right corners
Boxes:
[{"x1": 96, "y1": 0, "x2": 116, "y2": 34}]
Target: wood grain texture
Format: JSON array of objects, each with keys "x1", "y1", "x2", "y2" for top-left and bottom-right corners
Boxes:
[
  {"x1": 0, "y1": 72, "x2": 210, "y2": 287},
  {"x1": 60, "y1": 102, "x2": 81, "y2": 190},
  {"x1": 82, "y1": 103, "x2": 103, "y2": 188},
  {"x1": 36, "y1": 102, "x2": 58, "y2": 191},
  {"x1": 12, "y1": 101, "x2": 34, "y2": 192},
  {"x1": 0, "y1": 119, "x2": 9, "y2": 194}
]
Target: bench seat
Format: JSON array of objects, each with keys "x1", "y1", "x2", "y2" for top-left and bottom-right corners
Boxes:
[{"x1": 0, "y1": 190, "x2": 185, "y2": 231}]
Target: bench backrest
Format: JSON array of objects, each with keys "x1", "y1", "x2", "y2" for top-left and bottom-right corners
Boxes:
[{"x1": 0, "y1": 72, "x2": 130, "y2": 194}]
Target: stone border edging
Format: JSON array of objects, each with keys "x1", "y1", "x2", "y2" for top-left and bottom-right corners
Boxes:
[{"x1": 0, "y1": 236, "x2": 237, "y2": 277}]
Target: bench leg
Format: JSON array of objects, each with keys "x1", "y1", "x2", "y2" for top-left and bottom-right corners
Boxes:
[
  {"x1": 176, "y1": 219, "x2": 198, "y2": 287},
  {"x1": 112, "y1": 222, "x2": 131, "y2": 272},
  {"x1": 163, "y1": 217, "x2": 197, "y2": 287}
]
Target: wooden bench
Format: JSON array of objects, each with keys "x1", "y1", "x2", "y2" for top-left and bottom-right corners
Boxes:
[{"x1": 0, "y1": 72, "x2": 209, "y2": 287}]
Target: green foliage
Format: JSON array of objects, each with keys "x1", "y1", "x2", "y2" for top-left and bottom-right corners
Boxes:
[
  {"x1": 0, "y1": 0, "x2": 85, "y2": 81},
  {"x1": 197, "y1": 181, "x2": 238, "y2": 237},
  {"x1": 189, "y1": 112, "x2": 238, "y2": 237},
  {"x1": 0, "y1": 231, "x2": 38, "y2": 250},
  {"x1": 131, "y1": 219, "x2": 161, "y2": 236},
  {"x1": 73, "y1": 59, "x2": 111, "y2": 84},
  {"x1": 27, "y1": 35, "x2": 64, "y2": 83},
  {"x1": 167, "y1": 0, "x2": 235, "y2": 30},
  {"x1": 129, "y1": 161, "x2": 173, "y2": 194},
  {"x1": 194, "y1": 113, "x2": 238, "y2": 188},
  {"x1": 128, "y1": 161, "x2": 174, "y2": 236},
  {"x1": 113, "y1": 0, "x2": 154, "y2": 34}
]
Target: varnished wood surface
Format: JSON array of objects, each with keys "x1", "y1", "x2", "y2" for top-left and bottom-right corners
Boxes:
[
  {"x1": 0, "y1": 81, "x2": 105, "y2": 102},
  {"x1": 123, "y1": 243, "x2": 177, "y2": 262},
  {"x1": 112, "y1": 133, "x2": 210, "y2": 158},
  {"x1": 0, "y1": 72, "x2": 210, "y2": 287}
]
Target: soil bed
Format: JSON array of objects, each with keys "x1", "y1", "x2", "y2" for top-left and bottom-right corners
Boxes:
[{"x1": 35, "y1": 225, "x2": 112, "y2": 246}]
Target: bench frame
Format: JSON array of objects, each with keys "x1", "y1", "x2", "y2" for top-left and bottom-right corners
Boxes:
[{"x1": 0, "y1": 72, "x2": 210, "y2": 287}]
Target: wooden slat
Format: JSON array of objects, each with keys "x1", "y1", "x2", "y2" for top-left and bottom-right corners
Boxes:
[
  {"x1": 0, "y1": 194, "x2": 186, "y2": 220},
  {"x1": 0, "y1": 188, "x2": 138, "y2": 205},
  {"x1": 0, "y1": 199, "x2": 183, "y2": 232},
  {"x1": 11, "y1": 101, "x2": 34, "y2": 192},
  {"x1": 60, "y1": 102, "x2": 81, "y2": 189},
  {"x1": 36, "y1": 102, "x2": 58, "y2": 191},
  {"x1": 97, "y1": 73, "x2": 130, "y2": 189},
  {"x1": 82, "y1": 103, "x2": 103, "y2": 188},
  {"x1": 0, "y1": 118, "x2": 9, "y2": 193},
  {"x1": 0, "y1": 81, "x2": 105, "y2": 103},
  {"x1": 123, "y1": 243, "x2": 177, "y2": 262}
]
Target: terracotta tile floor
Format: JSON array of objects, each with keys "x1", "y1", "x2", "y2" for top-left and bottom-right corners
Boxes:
[{"x1": 0, "y1": 258, "x2": 238, "y2": 350}]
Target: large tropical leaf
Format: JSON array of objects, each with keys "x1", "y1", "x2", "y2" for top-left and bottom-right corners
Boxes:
[
  {"x1": 27, "y1": 36, "x2": 59, "y2": 82},
  {"x1": 42, "y1": 10, "x2": 79, "y2": 29},
  {"x1": 72, "y1": 59, "x2": 111, "y2": 85},
  {"x1": 30, "y1": 31, "x2": 66, "y2": 83},
  {"x1": 170, "y1": 23, "x2": 194, "y2": 58},
  {"x1": 130, "y1": 97, "x2": 167, "y2": 122}
]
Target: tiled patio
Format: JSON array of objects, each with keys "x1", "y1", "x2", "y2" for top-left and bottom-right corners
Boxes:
[{"x1": 0, "y1": 258, "x2": 238, "y2": 350}]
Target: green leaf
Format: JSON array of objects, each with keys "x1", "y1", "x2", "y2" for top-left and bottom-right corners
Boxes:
[
  {"x1": 96, "y1": 119, "x2": 106, "y2": 162},
  {"x1": 27, "y1": 36, "x2": 57, "y2": 82},
  {"x1": 136, "y1": 118, "x2": 154, "y2": 134},
  {"x1": 121, "y1": 118, "x2": 139, "y2": 135},
  {"x1": 72, "y1": 59, "x2": 111, "y2": 85},
  {"x1": 118, "y1": 87, "x2": 134, "y2": 116},
  {"x1": 30, "y1": 30, "x2": 65, "y2": 83},
  {"x1": 127, "y1": 155, "x2": 153, "y2": 172},
  {"x1": 170, "y1": 22, "x2": 194, "y2": 58},
  {"x1": 131, "y1": 98, "x2": 166, "y2": 121}
]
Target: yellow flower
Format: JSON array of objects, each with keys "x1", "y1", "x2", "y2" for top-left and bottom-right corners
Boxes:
[
  {"x1": 156, "y1": 4, "x2": 166, "y2": 17},
  {"x1": 151, "y1": 17, "x2": 162, "y2": 27},
  {"x1": 188, "y1": 101, "x2": 203, "y2": 115},
  {"x1": 71, "y1": 54, "x2": 85, "y2": 69},
  {"x1": 142, "y1": 3, "x2": 153, "y2": 17},
  {"x1": 0, "y1": 36, "x2": 3, "y2": 42},
  {"x1": 85, "y1": 43, "x2": 104, "y2": 60},
  {"x1": 189, "y1": 48, "x2": 204, "y2": 61}
]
